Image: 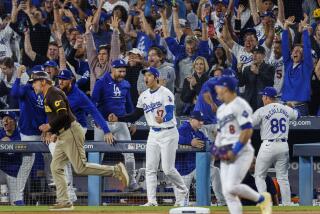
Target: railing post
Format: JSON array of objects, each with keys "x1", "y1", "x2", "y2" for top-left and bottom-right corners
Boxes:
[
  {"x1": 88, "y1": 152, "x2": 101, "y2": 206},
  {"x1": 196, "y1": 151, "x2": 211, "y2": 206},
  {"x1": 299, "y1": 156, "x2": 313, "y2": 205}
]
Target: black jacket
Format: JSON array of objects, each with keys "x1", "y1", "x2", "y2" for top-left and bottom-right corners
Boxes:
[
  {"x1": 238, "y1": 62, "x2": 275, "y2": 110},
  {"x1": 181, "y1": 72, "x2": 209, "y2": 104}
]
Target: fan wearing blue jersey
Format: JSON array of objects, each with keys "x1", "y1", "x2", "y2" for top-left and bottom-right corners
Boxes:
[
  {"x1": 10, "y1": 65, "x2": 50, "y2": 205},
  {"x1": 0, "y1": 112, "x2": 22, "y2": 205},
  {"x1": 92, "y1": 59, "x2": 139, "y2": 191}
]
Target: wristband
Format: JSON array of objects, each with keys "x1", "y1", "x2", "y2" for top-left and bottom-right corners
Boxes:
[{"x1": 232, "y1": 141, "x2": 244, "y2": 155}]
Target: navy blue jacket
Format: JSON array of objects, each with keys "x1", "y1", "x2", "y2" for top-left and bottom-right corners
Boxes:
[
  {"x1": 65, "y1": 84, "x2": 110, "y2": 133},
  {"x1": 92, "y1": 72, "x2": 134, "y2": 118},
  {"x1": 11, "y1": 79, "x2": 47, "y2": 136},
  {"x1": 281, "y1": 29, "x2": 313, "y2": 102},
  {"x1": 0, "y1": 128, "x2": 22, "y2": 177},
  {"x1": 194, "y1": 78, "x2": 222, "y2": 125},
  {"x1": 175, "y1": 121, "x2": 208, "y2": 176}
]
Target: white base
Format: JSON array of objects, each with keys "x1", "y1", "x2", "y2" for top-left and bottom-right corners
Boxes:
[{"x1": 169, "y1": 207, "x2": 210, "y2": 214}]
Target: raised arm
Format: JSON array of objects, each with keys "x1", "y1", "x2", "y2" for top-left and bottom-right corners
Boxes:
[
  {"x1": 172, "y1": 5, "x2": 183, "y2": 42},
  {"x1": 124, "y1": 12, "x2": 137, "y2": 38},
  {"x1": 53, "y1": 29, "x2": 67, "y2": 70},
  {"x1": 264, "y1": 19, "x2": 275, "y2": 49},
  {"x1": 160, "y1": 7, "x2": 169, "y2": 38},
  {"x1": 23, "y1": 29, "x2": 36, "y2": 61},
  {"x1": 277, "y1": 0, "x2": 285, "y2": 24},
  {"x1": 84, "y1": 16, "x2": 98, "y2": 66},
  {"x1": 92, "y1": 0, "x2": 105, "y2": 32},
  {"x1": 221, "y1": 19, "x2": 235, "y2": 50},
  {"x1": 138, "y1": 9, "x2": 155, "y2": 39},
  {"x1": 201, "y1": 12, "x2": 208, "y2": 41},
  {"x1": 10, "y1": 0, "x2": 19, "y2": 23},
  {"x1": 107, "y1": 15, "x2": 121, "y2": 70},
  {"x1": 249, "y1": 0, "x2": 260, "y2": 25},
  {"x1": 282, "y1": 16, "x2": 295, "y2": 64},
  {"x1": 301, "y1": 14, "x2": 313, "y2": 72}
]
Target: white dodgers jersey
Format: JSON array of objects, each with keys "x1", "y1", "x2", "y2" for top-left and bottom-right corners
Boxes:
[
  {"x1": 269, "y1": 55, "x2": 284, "y2": 96},
  {"x1": 137, "y1": 86, "x2": 177, "y2": 128},
  {"x1": 252, "y1": 103, "x2": 299, "y2": 140},
  {"x1": 216, "y1": 97, "x2": 253, "y2": 147}
]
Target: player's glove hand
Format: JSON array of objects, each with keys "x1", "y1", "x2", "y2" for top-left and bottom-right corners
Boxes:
[
  {"x1": 221, "y1": 150, "x2": 236, "y2": 162},
  {"x1": 104, "y1": 132, "x2": 115, "y2": 145}
]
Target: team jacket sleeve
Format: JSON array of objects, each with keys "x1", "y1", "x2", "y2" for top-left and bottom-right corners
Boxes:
[
  {"x1": 164, "y1": 37, "x2": 183, "y2": 57},
  {"x1": 178, "y1": 125, "x2": 192, "y2": 145},
  {"x1": 162, "y1": 91, "x2": 175, "y2": 122},
  {"x1": 10, "y1": 78, "x2": 27, "y2": 98},
  {"x1": 281, "y1": 30, "x2": 291, "y2": 65},
  {"x1": 118, "y1": 108, "x2": 144, "y2": 123},
  {"x1": 91, "y1": 79, "x2": 102, "y2": 107},
  {"x1": 125, "y1": 88, "x2": 134, "y2": 114},
  {"x1": 80, "y1": 92, "x2": 110, "y2": 133},
  {"x1": 302, "y1": 29, "x2": 313, "y2": 77}
]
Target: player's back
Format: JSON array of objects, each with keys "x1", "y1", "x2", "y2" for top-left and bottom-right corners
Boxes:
[
  {"x1": 253, "y1": 103, "x2": 298, "y2": 140},
  {"x1": 216, "y1": 96, "x2": 253, "y2": 147}
]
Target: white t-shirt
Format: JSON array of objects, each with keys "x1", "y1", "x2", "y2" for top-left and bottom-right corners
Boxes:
[
  {"x1": 254, "y1": 22, "x2": 265, "y2": 42},
  {"x1": 0, "y1": 24, "x2": 14, "y2": 59},
  {"x1": 252, "y1": 103, "x2": 298, "y2": 140},
  {"x1": 0, "y1": 63, "x2": 29, "y2": 88},
  {"x1": 215, "y1": 97, "x2": 253, "y2": 147},
  {"x1": 269, "y1": 54, "x2": 284, "y2": 96},
  {"x1": 137, "y1": 86, "x2": 177, "y2": 128}
]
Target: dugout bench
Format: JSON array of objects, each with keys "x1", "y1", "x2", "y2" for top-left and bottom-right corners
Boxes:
[{"x1": 0, "y1": 140, "x2": 212, "y2": 206}]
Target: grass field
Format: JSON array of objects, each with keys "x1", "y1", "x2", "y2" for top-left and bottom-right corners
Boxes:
[{"x1": 0, "y1": 206, "x2": 320, "y2": 214}]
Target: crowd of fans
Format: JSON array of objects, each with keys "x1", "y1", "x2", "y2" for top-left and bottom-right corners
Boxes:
[
  {"x1": 0, "y1": 0, "x2": 319, "y2": 206},
  {"x1": 0, "y1": 0, "x2": 319, "y2": 116}
]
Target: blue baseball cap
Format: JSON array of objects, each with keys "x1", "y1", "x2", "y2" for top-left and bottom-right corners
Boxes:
[
  {"x1": 259, "y1": 86, "x2": 277, "y2": 98},
  {"x1": 190, "y1": 111, "x2": 204, "y2": 121},
  {"x1": 142, "y1": 67, "x2": 160, "y2": 78},
  {"x1": 0, "y1": 111, "x2": 16, "y2": 120},
  {"x1": 56, "y1": 69, "x2": 73, "y2": 80},
  {"x1": 216, "y1": 76, "x2": 238, "y2": 91},
  {"x1": 43, "y1": 60, "x2": 58, "y2": 68},
  {"x1": 213, "y1": 0, "x2": 228, "y2": 6},
  {"x1": 111, "y1": 59, "x2": 127, "y2": 68},
  {"x1": 28, "y1": 65, "x2": 44, "y2": 74},
  {"x1": 260, "y1": 10, "x2": 276, "y2": 19}
]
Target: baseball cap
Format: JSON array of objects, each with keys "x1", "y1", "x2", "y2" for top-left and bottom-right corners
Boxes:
[
  {"x1": 259, "y1": 86, "x2": 277, "y2": 98},
  {"x1": 128, "y1": 48, "x2": 144, "y2": 57},
  {"x1": 111, "y1": 59, "x2": 127, "y2": 68},
  {"x1": 56, "y1": 69, "x2": 73, "y2": 80},
  {"x1": 216, "y1": 76, "x2": 238, "y2": 91},
  {"x1": 260, "y1": 10, "x2": 276, "y2": 19},
  {"x1": 190, "y1": 111, "x2": 204, "y2": 121},
  {"x1": 28, "y1": 71, "x2": 52, "y2": 83},
  {"x1": 142, "y1": 67, "x2": 160, "y2": 78},
  {"x1": 43, "y1": 60, "x2": 58, "y2": 68},
  {"x1": 252, "y1": 45, "x2": 266, "y2": 54},
  {"x1": 0, "y1": 111, "x2": 16, "y2": 120},
  {"x1": 213, "y1": 0, "x2": 228, "y2": 6},
  {"x1": 28, "y1": 65, "x2": 44, "y2": 74}
]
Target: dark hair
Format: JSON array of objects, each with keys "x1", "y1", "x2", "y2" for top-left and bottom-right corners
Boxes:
[
  {"x1": 148, "y1": 46, "x2": 165, "y2": 63},
  {"x1": 112, "y1": 5, "x2": 128, "y2": 23},
  {"x1": 98, "y1": 44, "x2": 111, "y2": 53},
  {"x1": 145, "y1": 16, "x2": 156, "y2": 30},
  {"x1": 48, "y1": 41, "x2": 59, "y2": 47},
  {"x1": 0, "y1": 57, "x2": 14, "y2": 68},
  {"x1": 244, "y1": 32, "x2": 258, "y2": 42}
]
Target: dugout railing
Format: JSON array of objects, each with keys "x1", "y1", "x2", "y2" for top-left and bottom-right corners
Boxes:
[{"x1": 0, "y1": 140, "x2": 212, "y2": 206}]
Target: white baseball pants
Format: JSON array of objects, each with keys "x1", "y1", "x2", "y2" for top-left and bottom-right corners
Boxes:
[
  {"x1": 0, "y1": 169, "x2": 18, "y2": 203},
  {"x1": 146, "y1": 128, "x2": 188, "y2": 204},
  {"x1": 220, "y1": 144, "x2": 260, "y2": 214},
  {"x1": 94, "y1": 122, "x2": 136, "y2": 185},
  {"x1": 255, "y1": 140, "x2": 291, "y2": 205}
]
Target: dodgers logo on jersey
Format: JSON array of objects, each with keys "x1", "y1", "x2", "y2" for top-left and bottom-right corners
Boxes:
[
  {"x1": 240, "y1": 55, "x2": 253, "y2": 64},
  {"x1": 143, "y1": 101, "x2": 162, "y2": 113},
  {"x1": 242, "y1": 110, "x2": 249, "y2": 118}
]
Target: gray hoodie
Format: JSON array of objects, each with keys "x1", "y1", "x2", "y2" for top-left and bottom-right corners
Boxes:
[{"x1": 137, "y1": 62, "x2": 176, "y2": 94}]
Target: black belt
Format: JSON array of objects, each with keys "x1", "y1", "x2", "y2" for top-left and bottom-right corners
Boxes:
[
  {"x1": 151, "y1": 127, "x2": 175, "y2": 132},
  {"x1": 267, "y1": 138, "x2": 287, "y2": 142}
]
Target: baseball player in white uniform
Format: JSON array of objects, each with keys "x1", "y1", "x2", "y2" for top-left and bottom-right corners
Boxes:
[
  {"x1": 213, "y1": 76, "x2": 272, "y2": 214},
  {"x1": 108, "y1": 67, "x2": 189, "y2": 206},
  {"x1": 253, "y1": 87, "x2": 299, "y2": 206}
]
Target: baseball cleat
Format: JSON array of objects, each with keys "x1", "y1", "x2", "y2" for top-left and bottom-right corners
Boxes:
[
  {"x1": 258, "y1": 192, "x2": 272, "y2": 214},
  {"x1": 140, "y1": 202, "x2": 158, "y2": 206},
  {"x1": 114, "y1": 162, "x2": 129, "y2": 187},
  {"x1": 49, "y1": 202, "x2": 74, "y2": 211},
  {"x1": 128, "y1": 182, "x2": 142, "y2": 192}
]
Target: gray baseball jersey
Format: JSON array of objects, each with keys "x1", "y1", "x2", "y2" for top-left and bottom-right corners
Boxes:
[{"x1": 252, "y1": 103, "x2": 299, "y2": 140}]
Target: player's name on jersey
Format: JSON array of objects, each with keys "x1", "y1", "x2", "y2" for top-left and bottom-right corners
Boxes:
[{"x1": 86, "y1": 116, "x2": 320, "y2": 130}]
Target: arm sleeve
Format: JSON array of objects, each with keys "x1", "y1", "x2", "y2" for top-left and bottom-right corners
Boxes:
[
  {"x1": 281, "y1": 30, "x2": 291, "y2": 65},
  {"x1": 118, "y1": 108, "x2": 144, "y2": 123},
  {"x1": 164, "y1": 37, "x2": 182, "y2": 57},
  {"x1": 198, "y1": 40, "x2": 210, "y2": 60},
  {"x1": 252, "y1": 109, "x2": 261, "y2": 127},
  {"x1": 80, "y1": 92, "x2": 110, "y2": 133},
  {"x1": 234, "y1": 103, "x2": 253, "y2": 128},
  {"x1": 125, "y1": 88, "x2": 134, "y2": 114},
  {"x1": 180, "y1": 78, "x2": 196, "y2": 103},
  {"x1": 91, "y1": 79, "x2": 102, "y2": 106},
  {"x1": 287, "y1": 106, "x2": 300, "y2": 120},
  {"x1": 259, "y1": 65, "x2": 275, "y2": 86},
  {"x1": 302, "y1": 29, "x2": 313, "y2": 76},
  {"x1": 163, "y1": 105, "x2": 174, "y2": 122},
  {"x1": 47, "y1": 94, "x2": 69, "y2": 132},
  {"x1": 10, "y1": 79, "x2": 27, "y2": 98}
]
